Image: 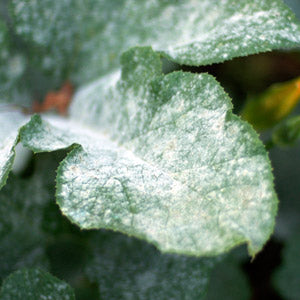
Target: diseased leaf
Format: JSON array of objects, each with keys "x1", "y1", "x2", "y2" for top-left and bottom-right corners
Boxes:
[
  {"x1": 85, "y1": 230, "x2": 215, "y2": 300},
  {"x1": 0, "y1": 111, "x2": 28, "y2": 189},
  {"x1": 20, "y1": 47, "x2": 277, "y2": 256},
  {"x1": 10, "y1": 0, "x2": 300, "y2": 83},
  {"x1": 273, "y1": 231, "x2": 300, "y2": 300},
  {"x1": 0, "y1": 268, "x2": 75, "y2": 300}
]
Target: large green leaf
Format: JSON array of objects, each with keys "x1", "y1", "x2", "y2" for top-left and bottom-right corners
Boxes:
[
  {"x1": 10, "y1": 0, "x2": 300, "y2": 83},
  {"x1": 85, "y1": 230, "x2": 215, "y2": 300},
  {"x1": 19, "y1": 47, "x2": 277, "y2": 256},
  {"x1": 0, "y1": 269, "x2": 75, "y2": 300}
]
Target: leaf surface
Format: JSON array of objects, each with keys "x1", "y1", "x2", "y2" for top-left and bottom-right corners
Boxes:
[
  {"x1": 0, "y1": 111, "x2": 28, "y2": 189},
  {"x1": 10, "y1": 0, "x2": 300, "y2": 83},
  {"x1": 20, "y1": 47, "x2": 278, "y2": 256},
  {"x1": 0, "y1": 269, "x2": 75, "y2": 300}
]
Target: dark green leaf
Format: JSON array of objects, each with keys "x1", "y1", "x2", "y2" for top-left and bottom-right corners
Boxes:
[
  {"x1": 85, "y1": 230, "x2": 215, "y2": 300},
  {"x1": 273, "y1": 231, "x2": 300, "y2": 300},
  {"x1": 0, "y1": 268, "x2": 75, "y2": 300}
]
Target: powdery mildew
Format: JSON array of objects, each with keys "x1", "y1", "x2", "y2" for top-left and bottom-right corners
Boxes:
[
  {"x1": 11, "y1": 0, "x2": 300, "y2": 83},
  {"x1": 20, "y1": 48, "x2": 278, "y2": 256},
  {"x1": 0, "y1": 111, "x2": 28, "y2": 188}
]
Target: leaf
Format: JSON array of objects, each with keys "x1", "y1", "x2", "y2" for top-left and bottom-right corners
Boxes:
[
  {"x1": 10, "y1": 0, "x2": 300, "y2": 83},
  {"x1": 273, "y1": 231, "x2": 300, "y2": 300},
  {"x1": 0, "y1": 111, "x2": 28, "y2": 189},
  {"x1": 241, "y1": 77, "x2": 300, "y2": 130},
  {"x1": 85, "y1": 230, "x2": 215, "y2": 300},
  {"x1": 19, "y1": 47, "x2": 278, "y2": 256},
  {"x1": 271, "y1": 115, "x2": 300, "y2": 147},
  {"x1": 0, "y1": 268, "x2": 75, "y2": 300}
]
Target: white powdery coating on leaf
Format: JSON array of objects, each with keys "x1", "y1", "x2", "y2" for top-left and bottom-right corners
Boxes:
[
  {"x1": 72, "y1": 0, "x2": 300, "y2": 81},
  {"x1": 10, "y1": 0, "x2": 300, "y2": 84},
  {"x1": 0, "y1": 111, "x2": 28, "y2": 186},
  {"x1": 70, "y1": 70, "x2": 121, "y2": 124},
  {"x1": 21, "y1": 49, "x2": 277, "y2": 256}
]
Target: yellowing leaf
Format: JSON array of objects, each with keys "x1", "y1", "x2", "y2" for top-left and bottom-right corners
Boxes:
[{"x1": 241, "y1": 77, "x2": 300, "y2": 130}]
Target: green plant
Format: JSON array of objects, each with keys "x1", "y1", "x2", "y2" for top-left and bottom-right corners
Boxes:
[{"x1": 0, "y1": 0, "x2": 300, "y2": 299}]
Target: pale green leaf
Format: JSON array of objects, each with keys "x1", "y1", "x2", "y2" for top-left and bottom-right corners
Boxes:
[
  {"x1": 10, "y1": 0, "x2": 300, "y2": 83},
  {"x1": 20, "y1": 47, "x2": 278, "y2": 256},
  {"x1": 0, "y1": 269, "x2": 75, "y2": 300},
  {"x1": 273, "y1": 231, "x2": 300, "y2": 300},
  {"x1": 85, "y1": 230, "x2": 215, "y2": 300}
]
